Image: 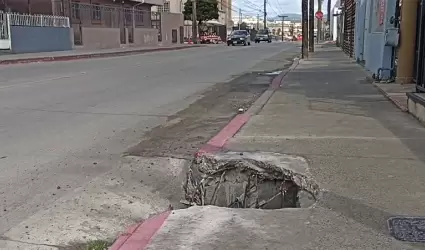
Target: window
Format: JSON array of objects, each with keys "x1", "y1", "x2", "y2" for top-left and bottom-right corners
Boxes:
[
  {"x1": 220, "y1": 0, "x2": 223, "y2": 10},
  {"x1": 71, "y1": 2, "x2": 80, "y2": 19},
  {"x1": 136, "y1": 11, "x2": 144, "y2": 22},
  {"x1": 158, "y1": 1, "x2": 170, "y2": 12},
  {"x1": 92, "y1": 3, "x2": 101, "y2": 21}
]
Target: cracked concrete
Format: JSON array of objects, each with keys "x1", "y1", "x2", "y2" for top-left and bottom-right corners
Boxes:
[{"x1": 183, "y1": 152, "x2": 319, "y2": 209}]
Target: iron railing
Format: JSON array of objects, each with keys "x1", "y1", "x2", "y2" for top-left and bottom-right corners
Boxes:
[
  {"x1": 66, "y1": 2, "x2": 156, "y2": 29},
  {"x1": 0, "y1": 12, "x2": 9, "y2": 40},
  {"x1": 7, "y1": 13, "x2": 70, "y2": 27}
]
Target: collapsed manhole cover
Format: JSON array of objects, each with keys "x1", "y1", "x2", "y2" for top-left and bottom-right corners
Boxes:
[
  {"x1": 388, "y1": 217, "x2": 425, "y2": 242},
  {"x1": 182, "y1": 152, "x2": 320, "y2": 209}
]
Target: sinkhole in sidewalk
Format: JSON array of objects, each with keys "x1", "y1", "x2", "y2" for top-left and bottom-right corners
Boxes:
[{"x1": 182, "y1": 152, "x2": 320, "y2": 209}]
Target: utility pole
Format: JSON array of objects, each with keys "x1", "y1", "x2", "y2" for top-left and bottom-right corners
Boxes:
[
  {"x1": 327, "y1": 0, "x2": 331, "y2": 40},
  {"x1": 191, "y1": 0, "x2": 198, "y2": 44},
  {"x1": 317, "y1": 0, "x2": 323, "y2": 42},
  {"x1": 238, "y1": 9, "x2": 242, "y2": 29},
  {"x1": 257, "y1": 13, "x2": 260, "y2": 30},
  {"x1": 263, "y1": 0, "x2": 267, "y2": 30},
  {"x1": 302, "y1": 0, "x2": 308, "y2": 58},
  {"x1": 309, "y1": 0, "x2": 314, "y2": 52},
  {"x1": 278, "y1": 15, "x2": 287, "y2": 41}
]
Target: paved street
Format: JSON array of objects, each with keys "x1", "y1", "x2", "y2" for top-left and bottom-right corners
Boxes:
[{"x1": 0, "y1": 42, "x2": 299, "y2": 248}]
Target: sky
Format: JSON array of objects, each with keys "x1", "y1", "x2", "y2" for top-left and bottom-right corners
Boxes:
[{"x1": 232, "y1": 0, "x2": 338, "y2": 17}]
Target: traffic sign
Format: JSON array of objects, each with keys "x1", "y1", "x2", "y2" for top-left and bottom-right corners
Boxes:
[{"x1": 315, "y1": 10, "x2": 323, "y2": 20}]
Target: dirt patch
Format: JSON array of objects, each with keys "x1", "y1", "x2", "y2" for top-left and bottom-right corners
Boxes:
[{"x1": 127, "y1": 73, "x2": 274, "y2": 159}]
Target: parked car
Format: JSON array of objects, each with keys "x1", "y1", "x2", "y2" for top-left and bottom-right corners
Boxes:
[
  {"x1": 255, "y1": 29, "x2": 272, "y2": 43},
  {"x1": 227, "y1": 30, "x2": 251, "y2": 46}
]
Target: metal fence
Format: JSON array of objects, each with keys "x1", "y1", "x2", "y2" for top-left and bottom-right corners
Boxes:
[
  {"x1": 67, "y1": 2, "x2": 156, "y2": 28},
  {"x1": 342, "y1": 0, "x2": 356, "y2": 57},
  {"x1": 8, "y1": 13, "x2": 70, "y2": 27}
]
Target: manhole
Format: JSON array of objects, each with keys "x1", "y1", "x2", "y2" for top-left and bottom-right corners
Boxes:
[
  {"x1": 182, "y1": 152, "x2": 320, "y2": 209},
  {"x1": 388, "y1": 217, "x2": 425, "y2": 242}
]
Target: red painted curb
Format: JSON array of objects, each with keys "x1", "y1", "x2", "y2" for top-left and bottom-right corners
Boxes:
[
  {"x1": 0, "y1": 45, "x2": 202, "y2": 65},
  {"x1": 110, "y1": 211, "x2": 172, "y2": 250},
  {"x1": 110, "y1": 57, "x2": 299, "y2": 249},
  {"x1": 197, "y1": 114, "x2": 250, "y2": 155},
  {"x1": 270, "y1": 71, "x2": 285, "y2": 89},
  {"x1": 197, "y1": 59, "x2": 300, "y2": 155}
]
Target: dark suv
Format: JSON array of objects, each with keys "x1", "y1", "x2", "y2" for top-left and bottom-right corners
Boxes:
[
  {"x1": 255, "y1": 30, "x2": 272, "y2": 43},
  {"x1": 227, "y1": 30, "x2": 251, "y2": 46}
]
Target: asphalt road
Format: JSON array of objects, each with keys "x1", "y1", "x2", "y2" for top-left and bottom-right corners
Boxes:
[{"x1": 0, "y1": 42, "x2": 299, "y2": 247}]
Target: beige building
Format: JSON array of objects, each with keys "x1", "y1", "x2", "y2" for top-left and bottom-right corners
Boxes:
[
  {"x1": 153, "y1": 0, "x2": 229, "y2": 39},
  {"x1": 153, "y1": 0, "x2": 229, "y2": 25}
]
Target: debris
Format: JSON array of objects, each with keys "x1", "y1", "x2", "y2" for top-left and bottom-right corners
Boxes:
[
  {"x1": 263, "y1": 70, "x2": 283, "y2": 76},
  {"x1": 182, "y1": 152, "x2": 319, "y2": 209},
  {"x1": 0, "y1": 156, "x2": 6, "y2": 159},
  {"x1": 57, "y1": 186, "x2": 61, "y2": 190}
]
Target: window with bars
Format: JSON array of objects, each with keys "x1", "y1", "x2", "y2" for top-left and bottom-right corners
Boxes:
[
  {"x1": 71, "y1": 2, "x2": 80, "y2": 19},
  {"x1": 92, "y1": 3, "x2": 101, "y2": 21},
  {"x1": 158, "y1": 1, "x2": 170, "y2": 12}
]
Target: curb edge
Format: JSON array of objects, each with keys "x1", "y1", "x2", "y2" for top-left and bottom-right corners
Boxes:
[
  {"x1": 197, "y1": 57, "x2": 300, "y2": 156},
  {"x1": 109, "y1": 211, "x2": 172, "y2": 250},
  {"x1": 0, "y1": 45, "x2": 203, "y2": 65},
  {"x1": 372, "y1": 82, "x2": 408, "y2": 112}
]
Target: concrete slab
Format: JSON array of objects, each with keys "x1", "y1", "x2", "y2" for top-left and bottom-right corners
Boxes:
[
  {"x1": 221, "y1": 47, "x2": 425, "y2": 249},
  {"x1": 2, "y1": 157, "x2": 189, "y2": 247},
  {"x1": 0, "y1": 240, "x2": 58, "y2": 250},
  {"x1": 146, "y1": 206, "x2": 417, "y2": 250}
]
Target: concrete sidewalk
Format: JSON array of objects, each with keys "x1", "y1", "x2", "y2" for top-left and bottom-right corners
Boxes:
[
  {"x1": 112, "y1": 46, "x2": 425, "y2": 250},
  {"x1": 0, "y1": 44, "x2": 201, "y2": 65}
]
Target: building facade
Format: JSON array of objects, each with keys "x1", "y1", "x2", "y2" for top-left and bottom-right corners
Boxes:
[
  {"x1": 333, "y1": 0, "x2": 398, "y2": 79},
  {"x1": 0, "y1": 0, "x2": 162, "y2": 15}
]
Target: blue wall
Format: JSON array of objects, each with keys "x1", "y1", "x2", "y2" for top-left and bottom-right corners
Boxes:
[
  {"x1": 355, "y1": 0, "x2": 398, "y2": 79},
  {"x1": 10, "y1": 26, "x2": 72, "y2": 54}
]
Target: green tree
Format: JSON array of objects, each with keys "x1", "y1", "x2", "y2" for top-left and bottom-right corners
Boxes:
[{"x1": 183, "y1": 0, "x2": 219, "y2": 25}]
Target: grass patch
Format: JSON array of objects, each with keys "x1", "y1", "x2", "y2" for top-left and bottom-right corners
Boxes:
[{"x1": 62, "y1": 240, "x2": 112, "y2": 250}]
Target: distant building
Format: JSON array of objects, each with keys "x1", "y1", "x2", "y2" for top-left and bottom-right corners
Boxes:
[{"x1": 0, "y1": 0, "x2": 162, "y2": 16}]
